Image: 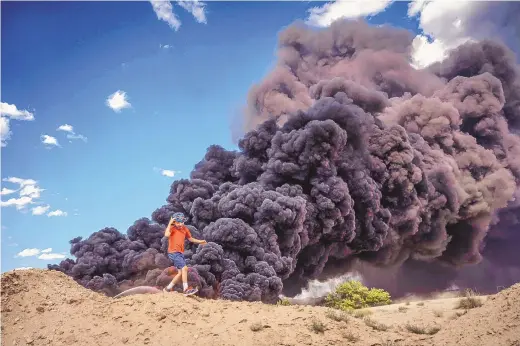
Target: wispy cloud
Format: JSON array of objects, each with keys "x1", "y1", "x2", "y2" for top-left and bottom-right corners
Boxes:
[
  {"x1": 106, "y1": 90, "x2": 131, "y2": 113},
  {"x1": 306, "y1": 0, "x2": 393, "y2": 27},
  {"x1": 1, "y1": 177, "x2": 44, "y2": 211},
  {"x1": 48, "y1": 209, "x2": 67, "y2": 217},
  {"x1": 41, "y1": 134, "x2": 60, "y2": 148},
  {"x1": 57, "y1": 124, "x2": 88, "y2": 143},
  {"x1": 150, "y1": 0, "x2": 207, "y2": 31},
  {"x1": 160, "y1": 44, "x2": 172, "y2": 49},
  {"x1": 0, "y1": 102, "x2": 35, "y2": 147},
  {"x1": 16, "y1": 248, "x2": 41, "y2": 257},
  {"x1": 1, "y1": 187, "x2": 17, "y2": 196},
  {"x1": 38, "y1": 253, "x2": 65, "y2": 260},
  {"x1": 1, "y1": 177, "x2": 66, "y2": 217},
  {"x1": 32, "y1": 205, "x2": 50, "y2": 215},
  {"x1": 150, "y1": 1, "x2": 181, "y2": 31},
  {"x1": 15, "y1": 247, "x2": 65, "y2": 261},
  {"x1": 177, "y1": 0, "x2": 207, "y2": 24}
]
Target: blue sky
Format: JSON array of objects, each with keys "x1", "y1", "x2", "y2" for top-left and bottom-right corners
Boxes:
[{"x1": 1, "y1": 1, "x2": 423, "y2": 271}]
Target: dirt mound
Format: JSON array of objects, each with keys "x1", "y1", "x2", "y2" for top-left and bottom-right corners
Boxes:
[
  {"x1": 430, "y1": 284, "x2": 520, "y2": 346},
  {"x1": 1, "y1": 269, "x2": 519, "y2": 346}
]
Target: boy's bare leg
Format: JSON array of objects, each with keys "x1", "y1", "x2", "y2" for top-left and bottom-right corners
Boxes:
[
  {"x1": 181, "y1": 266, "x2": 189, "y2": 291},
  {"x1": 164, "y1": 271, "x2": 182, "y2": 291}
]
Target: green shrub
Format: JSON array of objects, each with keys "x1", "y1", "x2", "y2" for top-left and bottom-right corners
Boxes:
[
  {"x1": 324, "y1": 280, "x2": 391, "y2": 311},
  {"x1": 276, "y1": 297, "x2": 291, "y2": 306}
]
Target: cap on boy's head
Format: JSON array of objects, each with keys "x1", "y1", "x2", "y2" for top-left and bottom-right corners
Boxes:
[{"x1": 172, "y1": 212, "x2": 187, "y2": 223}]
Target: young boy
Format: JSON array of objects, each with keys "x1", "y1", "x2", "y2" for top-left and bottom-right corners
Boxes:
[{"x1": 163, "y1": 212, "x2": 207, "y2": 295}]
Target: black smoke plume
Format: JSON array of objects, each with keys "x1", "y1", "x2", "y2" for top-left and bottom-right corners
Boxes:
[{"x1": 49, "y1": 19, "x2": 520, "y2": 302}]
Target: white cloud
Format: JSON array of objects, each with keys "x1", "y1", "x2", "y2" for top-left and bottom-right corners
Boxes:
[
  {"x1": 38, "y1": 253, "x2": 65, "y2": 260},
  {"x1": 306, "y1": 0, "x2": 393, "y2": 27},
  {"x1": 160, "y1": 44, "x2": 172, "y2": 49},
  {"x1": 32, "y1": 205, "x2": 50, "y2": 215},
  {"x1": 15, "y1": 247, "x2": 64, "y2": 261},
  {"x1": 0, "y1": 102, "x2": 35, "y2": 147},
  {"x1": 1, "y1": 177, "x2": 46, "y2": 213},
  {"x1": 153, "y1": 167, "x2": 180, "y2": 178},
  {"x1": 14, "y1": 267, "x2": 33, "y2": 270},
  {"x1": 150, "y1": 0, "x2": 181, "y2": 31},
  {"x1": 407, "y1": 1, "x2": 517, "y2": 69},
  {"x1": 150, "y1": 0, "x2": 207, "y2": 31},
  {"x1": 177, "y1": 0, "x2": 207, "y2": 24},
  {"x1": 3, "y1": 177, "x2": 37, "y2": 186},
  {"x1": 1, "y1": 196, "x2": 34, "y2": 210},
  {"x1": 1, "y1": 117, "x2": 11, "y2": 147},
  {"x1": 161, "y1": 169, "x2": 176, "y2": 177},
  {"x1": 16, "y1": 248, "x2": 41, "y2": 257},
  {"x1": 1, "y1": 188, "x2": 17, "y2": 196},
  {"x1": 20, "y1": 184, "x2": 43, "y2": 199},
  {"x1": 57, "y1": 124, "x2": 73, "y2": 133},
  {"x1": 41, "y1": 134, "x2": 60, "y2": 147},
  {"x1": 57, "y1": 124, "x2": 88, "y2": 142},
  {"x1": 0, "y1": 102, "x2": 35, "y2": 121},
  {"x1": 106, "y1": 90, "x2": 131, "y2": 113},
  {"x1": 48, "y1": 209, "x2": 67, "y2": 217}
]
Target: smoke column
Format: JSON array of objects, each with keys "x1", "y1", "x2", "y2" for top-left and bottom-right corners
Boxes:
[{"x1": 50, "y1": 17, "x2": 520, "y2": 303}]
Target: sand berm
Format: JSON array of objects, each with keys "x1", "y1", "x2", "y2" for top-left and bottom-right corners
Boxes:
[{"x1": 1, "y1": 269, "x2": 519, "y2": 346}]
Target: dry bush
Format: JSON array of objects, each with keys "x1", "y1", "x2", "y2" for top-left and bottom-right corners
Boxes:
[
  {"x1": 398, "y1": 306, "x2": 408, "y2": 313},
  {"x1": 351, "y1": 309, "x2": 373, "y2": 318},
  {"x1": 325, "y1": 309, "x2": 349, "y2": 323},
  {"x1": 456, "y1": 296, "x2": 483, "y2": 309},
  {"x1": 341, "y1": 331, "x2": 359, "y2": 342},
  {"x1": 405, "y1": 324, "x2": 441, "y2": 335},
  {"x1": 416, "y1": 302, "x2": 425, "y2": 306},
  {"x1": 449, "y1": 310, "x2": 468, "y2": 320},
  {"x1": 433, "y1": 310, "x2": 443, "y2": 317},
  {"x1": 309, "y1": 318, "x2": 326, "y2": 333},
  {"x1": 364, "y1": 317, "x2": 390, "y2": 331}
]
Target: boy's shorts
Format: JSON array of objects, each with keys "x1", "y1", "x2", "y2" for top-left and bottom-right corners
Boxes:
[{"x1": 168, "y1": 252, "x2": 186, "y2": 269}]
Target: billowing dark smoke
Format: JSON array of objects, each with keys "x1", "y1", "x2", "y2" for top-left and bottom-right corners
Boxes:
[{"x1": 49, "y1": 18, "x2": 520, "y2": 302}]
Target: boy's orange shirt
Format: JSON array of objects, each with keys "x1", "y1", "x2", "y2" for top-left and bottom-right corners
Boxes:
[{"x1": 168, "y1": 224, "x2": 192, "y2": 253}]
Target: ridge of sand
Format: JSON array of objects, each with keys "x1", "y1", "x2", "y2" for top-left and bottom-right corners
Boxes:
[{"x1": 1, "y1": 269, "x2": 519, "y2": 346}]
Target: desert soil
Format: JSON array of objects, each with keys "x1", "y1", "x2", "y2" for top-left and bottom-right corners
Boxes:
[{"x1": 1, "y1": 269, "x2": 519, "y2": 346}]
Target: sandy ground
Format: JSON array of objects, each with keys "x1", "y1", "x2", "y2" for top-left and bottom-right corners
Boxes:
[{"x1": 1, "y1": 269, "x2": 519, "y2": 346}]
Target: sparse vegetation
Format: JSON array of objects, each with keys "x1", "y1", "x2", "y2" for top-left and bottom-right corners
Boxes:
[
  {"x1": 250, "y1": 322, "x2": 264, "y2": 332},
  {"x1": 309, "y1": 318, "x2": 327, "y2": 333},
  {"x1": 351, "y1": 309, "x2": 373, "y2": 318},
  {"x1": 450, "y1": 310, "x2": 468, "y2": 320},
  {"x1": 398, "y1": 306, "x2": 408, "y2": 313},
  {"x1": 364, "y1": 317, "x2": 390, "y2": 331},
  {"x1": 405, "y1": 324, "x2": 441, "y2": 335},
  {"x1": 405, "y1": 301, "x2": 410, "y2": 306},
  {"x1": 417, "y1": 302, "x2": 425, "y2": 306},
  {"x1": 325, "y1": 309, "x2": 349, "y2": 323},
  {"x1": 456, "y1": 290, "x2": 483, "y2": 310},
  {"x1": 341, "y1": 331, "x2": 359, "y2": 342},
  {"x1": 276, "y1": 298, "x2": 291, "y2": 306},
  {"x1": 434, "y1": 310, "x2": 443, "y2": 317},
  {"x1": 324, "y1": 280, "x2": 392, "y2": 311}
]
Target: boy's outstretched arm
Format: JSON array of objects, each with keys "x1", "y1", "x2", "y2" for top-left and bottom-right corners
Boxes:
[{"x1": 188, "y1": 237, "x2": 207, "y2": 245}]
